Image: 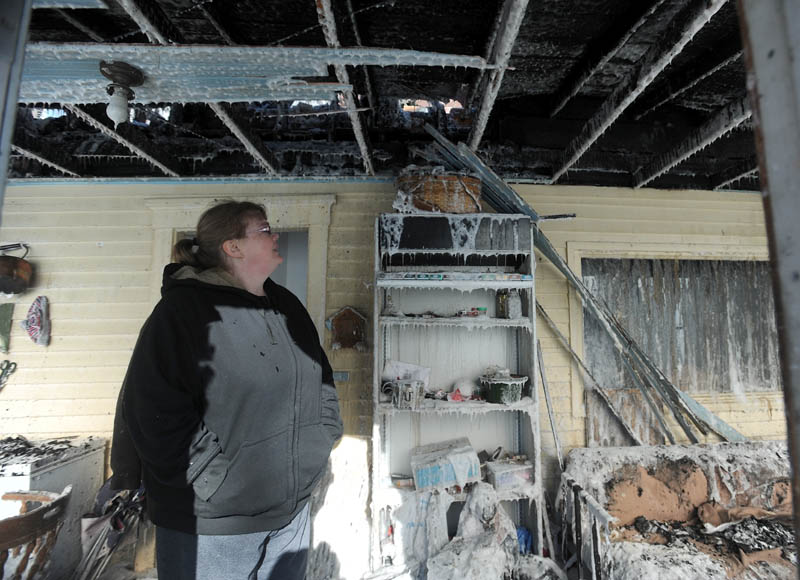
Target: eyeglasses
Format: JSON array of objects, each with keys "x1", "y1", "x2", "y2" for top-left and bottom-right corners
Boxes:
[{"x1": 246, "y1": 223, "x2": 272, "y2": 236}]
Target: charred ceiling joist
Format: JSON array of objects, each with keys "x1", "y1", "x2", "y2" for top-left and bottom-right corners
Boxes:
[
  {"x1": 549, "y1": 0, "x2": 669, "y2": 117},
  {"x1": 11, "y1": 145, "x2": 81, "y2": 177},
  {"x1": 196, "y1": 3, "x2": 236, "y2": 46},
  {"x1": 634, "y1": 96, "x2": 751, "y2": 187},
  {"x1": 62, "y1": 104, "x2": 180, "y2": 177},
  {"x1": 209, "y1": 103, "x2": 279, "y2": 175},
  {"x1": 468, "y1": 0, "x2": 529, "y2": 151},
  {"x1": 12, "y1": 114, "x2": 83, "y2": 177},
  {"x1": 315, "y1": 0, "x2": 374, "y2": 175},
  {"x1": 115, "y1": 0, "x2": 183, "y2": 44},
  {"x1": 710, "y1": 155, "x2": 759, "y2": 190},
  {"x1": 10, "y1": 0, "x2": 760, "y2": 187},
  {"x1": 550, "y1": 0, "x2": 729, "y2": 184},
  {"x1": 633, "y1": 36, "x2": 743, "y2": 120}
]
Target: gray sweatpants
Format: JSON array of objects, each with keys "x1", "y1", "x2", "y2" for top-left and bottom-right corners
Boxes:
[{"x1": 155, "y1": 503, "x2": 311, "y2": 580}]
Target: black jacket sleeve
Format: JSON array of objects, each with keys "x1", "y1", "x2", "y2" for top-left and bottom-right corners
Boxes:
[{"x1": 112, "y1": 301, "x2": 225, "y2": 491}]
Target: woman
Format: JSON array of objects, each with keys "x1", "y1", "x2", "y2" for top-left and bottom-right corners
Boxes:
[{"x1": 110, "y1": 200, "x2": 343, "y2": 579}]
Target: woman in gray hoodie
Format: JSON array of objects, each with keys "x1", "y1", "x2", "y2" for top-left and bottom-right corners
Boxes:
[{"x1": 111, "y1": 200, "x2": 343, "y2": 579}]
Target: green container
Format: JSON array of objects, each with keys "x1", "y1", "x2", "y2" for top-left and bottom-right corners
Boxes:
[{"x1": 480, "y1": 375, "x2": 527, "y2": 404}]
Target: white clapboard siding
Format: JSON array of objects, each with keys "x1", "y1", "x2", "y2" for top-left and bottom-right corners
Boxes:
[
  {"x1": 0, "y1": 185, "x2": 150, "y2": 438},
  {"x1": 0, "y1": 182, "x2": 783, "y2": 456}
]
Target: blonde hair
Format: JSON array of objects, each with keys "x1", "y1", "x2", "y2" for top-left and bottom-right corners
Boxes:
[{"x1": 172, "y1": 200, "x2": 267, "y2": 269}]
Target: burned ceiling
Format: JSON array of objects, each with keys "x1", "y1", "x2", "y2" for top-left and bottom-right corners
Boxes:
[{"x1": 9, "y1": 0, "x2": 759, "y2": 191}]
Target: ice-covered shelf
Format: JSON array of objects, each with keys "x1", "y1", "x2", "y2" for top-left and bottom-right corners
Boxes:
[
  {"x1": 376, "y1": 274, "x2": 533, "y2": 289},
  {"x1": 379, "y1": 316, "x2": 533, "y2": 330},
  {"x1": 450, "y1": 484, "x2": 540, "y2": 503},
  {"x1": 377, "y1": 482, "x2": 539, "y2": 504},
  {"x1": 377, "y1": 397, "x2": 536, "y2": 415},
  {"x1": 378, "y1": 272, "x2": 532, "y2": 280}
]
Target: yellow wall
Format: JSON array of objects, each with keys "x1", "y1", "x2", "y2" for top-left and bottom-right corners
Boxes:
[{"x1": 0, "y1": 181, "x2": 785, "y2": 474}]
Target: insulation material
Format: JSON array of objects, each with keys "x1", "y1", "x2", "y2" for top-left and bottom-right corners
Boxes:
[{"x1": 410, "y1": 438, "x2": 481, "y2": 491}]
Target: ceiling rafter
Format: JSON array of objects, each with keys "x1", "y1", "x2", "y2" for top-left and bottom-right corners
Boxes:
[
  {"x1": 634, "y1": 96, "x2": 751, "y2": 187},
  {"x1": 11, "y1": 145, "x2": 81, "y2": 177},
  {"x1": 62, "y1": 104, "x2": 181, "y2": 177},
  {"x1": 634, "y1": 37, "x2": 743, "y2": 120},
  {"x1": 344, "y1": 0, "x2": 375, "y2": 112},
  {"x1": 209, "y1": 103, "x2": 279, "y2": 175},
  {"x1": 550, "y1": 0, "x2": 728, "y2": 184},
  {"x1": 316, "y1": 0, "x2": 374, "y2": 175},
  {"x1": 116, "y1": 0, "x2": 183, "y2": 44},
  {"x1": 710, "y1": 155, "x2": 759, "y2": 190},
  {"x1": 467, "y1": 0, "x2": 503, "y2": 111},
  {"x1": 550, "y1": 0, "x2": 669, "y2": 117},
  {"x1": 467, "y1": 0, "x2": 529, "y2": 150},
  {"x1": 197, "y1": 3, "x2": 236, "y2": 45},
  {"x1": 54, "y1": 8, "x2": 104, "y2": 41}
]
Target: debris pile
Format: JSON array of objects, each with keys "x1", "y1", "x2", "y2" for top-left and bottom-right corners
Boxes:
[
  {"x1": 0, "y1": 435, "x2": 76, "y2": 463},
  {"x1": 562, "y1": 442, "x2": 795, "y2": 579}
]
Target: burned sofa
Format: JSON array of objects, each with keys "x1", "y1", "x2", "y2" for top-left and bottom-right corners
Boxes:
[{"x1": 559, "y1": 441, "x2": 794, "y2": 579}]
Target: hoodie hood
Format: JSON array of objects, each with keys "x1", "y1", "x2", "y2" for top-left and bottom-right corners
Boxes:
[
  {"x1": 168, "y1": 264, "x2": 243, "y2": 289},
  {"x1": 161, "y1": 263, "x2": 278, "y2": 307}
]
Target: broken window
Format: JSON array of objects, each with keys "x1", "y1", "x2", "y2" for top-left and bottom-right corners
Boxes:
[{"x1": 582, "y1": 259, "x2": 781, "y2": 395}]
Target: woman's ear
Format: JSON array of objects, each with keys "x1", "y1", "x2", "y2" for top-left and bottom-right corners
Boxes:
[{"x1": 222, "y1": 239, "x2": 242, "y2": 259}]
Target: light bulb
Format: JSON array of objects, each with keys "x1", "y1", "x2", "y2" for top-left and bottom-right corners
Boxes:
[{"x1": 106, "y1": 87, "x2": 129, "y2": 128}]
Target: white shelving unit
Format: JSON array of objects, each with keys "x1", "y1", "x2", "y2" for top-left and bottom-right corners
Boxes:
[{"x1": 370, "y1": 212, "x2": 543, "y2": 572}]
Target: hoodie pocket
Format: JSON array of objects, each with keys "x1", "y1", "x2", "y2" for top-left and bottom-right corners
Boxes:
[
  {"x1": 192, "y1": 449, "x2": 229, "y2": 502},
  {"x1": 296, "y1": 423, "x2": 335, "y2": 496},
  {"x1": 206, "y1": 430, "x2": 291, "y2": 517}
]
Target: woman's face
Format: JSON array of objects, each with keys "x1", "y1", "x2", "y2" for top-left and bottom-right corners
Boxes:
[{"x1": 237, "y1": 216, "x2": 283, "y2": 279}]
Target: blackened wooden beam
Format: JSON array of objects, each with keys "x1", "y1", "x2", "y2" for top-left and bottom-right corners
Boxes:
[
  {"x1": 197, "y1": 3, "x2": 236, "y2": 45},
  {"x1": 316, "y1": 0, "x2": 374, "y2": 175},
  {"x1": 62, "y1": 104, "x2": 180, "y2": 177},
  {"x1": 710, "y1": 155, "x2": 759, "y2": 190},
  {"x1": 467, "y1": 0, "x2": 529, "y2": 150},
  {"x1": 116, "y1": 0, "x2": 183, "y2": 44},
  {"x1": 12, "y1": 145, "x2": 80, "y2": 177},
  {"x1": 550, "y1": 0, "x2": 728, "y2": 184},
  {"x1": 634, "y1": 36, "x2": 743, "y2": 120},
  {"x1": 13, "y1": 119, "x2": 82, "y2": 176},
  {"x1": 550, "y1": 0, "x2": 669, "y2": 117},
  {"x1": 54, "y1": 8, "x2": 103, "y2": 41},
  {"x1": 208, "y1": 103, "x2": 279, "y2": 175},
  {"x1": 344, "y1": 0, "x2": 375, "y2": 112},
  {"x1": 634, "y1": 96, "x2": 751, "y2": 187}
]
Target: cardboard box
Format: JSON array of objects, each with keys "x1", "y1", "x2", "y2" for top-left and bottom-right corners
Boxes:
[{"x1": 410, "y1": 438, "x2": 481, "y2": 491}]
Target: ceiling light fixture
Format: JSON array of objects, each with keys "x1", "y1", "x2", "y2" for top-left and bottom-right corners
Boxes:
[{"x1": 99, "y1": 60, "x2": 145, "y2": 128}]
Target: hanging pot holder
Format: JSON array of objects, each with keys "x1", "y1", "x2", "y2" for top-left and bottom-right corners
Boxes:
[{"x1": 21, "y1": 295, "x2": 50, "y2": 346}]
